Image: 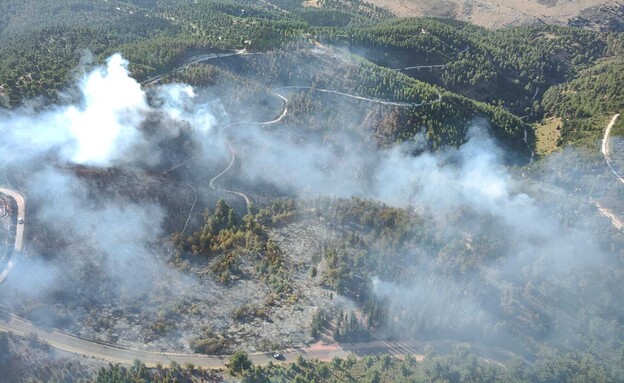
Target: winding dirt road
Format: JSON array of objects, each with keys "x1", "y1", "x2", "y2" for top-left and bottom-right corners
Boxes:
[
  {"x1": 142, "y1": 50, "x2": 251, "y2": 86},
  {"x1": 276, "y1": 86, "x2": 441, "y2": 107},
  {"x1": 202, "y1": 87, "x2": 440, "y2": 211}
]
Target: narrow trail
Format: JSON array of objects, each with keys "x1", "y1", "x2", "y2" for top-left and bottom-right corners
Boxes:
[
  {"x1": 519, "y1": 85, "x2": 539, "y2": 164},
  {"x1": 181, "y1": 183, "x2": 197, "y2": 235},
  {"x1": 208, "y1": 140, "x2": 252, "y2": 211},
  {"x1": 276, "y1": 86, "x2": 442, "y2": 107},
  {"x1": 523, "y1": 126, "x2": 535, "y2": 164},
  {"x1": 394, "y1": 46, "x2": 469, "y2": 71}
]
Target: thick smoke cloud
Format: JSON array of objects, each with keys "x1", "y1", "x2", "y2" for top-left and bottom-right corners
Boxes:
[
  {"x1": 0, "y1": 54, "x2": 222, "y2": 308},
  {"x1": 0, "y1": 54, "x2": 220, "y2": 169},
  {"x1": 224, "y1": 82, "x2": 617, "y2": 350}
]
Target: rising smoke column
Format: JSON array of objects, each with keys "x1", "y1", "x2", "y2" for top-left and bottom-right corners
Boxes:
[{"x1": 0, "y1": 53, "x2": 221, "y2": 169}]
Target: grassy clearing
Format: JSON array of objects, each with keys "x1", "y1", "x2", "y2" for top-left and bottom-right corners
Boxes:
[{"x1": 534, "y1": 117, "x2": 562, "y2": 155}]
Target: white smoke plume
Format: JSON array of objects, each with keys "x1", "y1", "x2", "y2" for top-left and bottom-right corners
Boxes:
[{"x1": 0, "y1": 53, "x2": 220, "y2": 168}]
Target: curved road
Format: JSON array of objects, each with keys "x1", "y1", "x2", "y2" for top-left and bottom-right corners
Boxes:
[
  {"x1": 0, "y1": 188, "x2": 25, "y2": 252},
  {"x1": 596, "y1": 114, "x2": 624, "y2": 230},
  {"x1": 0, "y1": 303, "x2": 522, "y2": 369},
  {"x1": 189, "y1": 87, "x2": 439, "y2": 212},
  {"x1": 601, "y1": 114, "x2": 622, "y2": 183},
  {"x1": 0, "y1": 307, "x2": 433, "y2": 369},
  {"x1": 142, "y1": 49, "x2": 251, "y2": 86},
  {"x1": 209, "y1": 140, "x2": 252, "y2": 210},
  {"x1": 0, "y1": 188, "x2": 25, "y2": 284}
]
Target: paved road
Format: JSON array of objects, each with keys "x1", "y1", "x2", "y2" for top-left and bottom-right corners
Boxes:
[
  {"x1": 0, "y1": 309, "x2": 431, "y2": 369},
  {"x1": 0, "y1": 189, "x2": 433, "y2": 367},
  {"x1": 0, "y1": 188, "x2": 25, "y2": 284},
  {"x1": 0, "y1": 188, "x2": 25, "y2": 251}
]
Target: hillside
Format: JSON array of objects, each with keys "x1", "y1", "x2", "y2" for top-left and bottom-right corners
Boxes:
[
  {"x1": 1, "y1": 1, "x2": 624, "y2": 382},
  {"x1": 358, "y1": 0, "x2": 624, "y2": 30},
  {"x1": 542, "y1": 56, "x2": 624, "y2": 146}
]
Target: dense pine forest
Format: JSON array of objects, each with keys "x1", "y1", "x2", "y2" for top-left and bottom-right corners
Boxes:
[{"x1": 1, "y1": 0, "x2": 621, "y2": 150}]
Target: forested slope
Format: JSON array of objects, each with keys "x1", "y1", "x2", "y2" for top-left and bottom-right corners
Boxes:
[
  {"x1": 543, "y1": 57, "x2": 624, "y2": 147},
  {"x1": 0, "y1": 0, "x2": 620, "y2": 152}
]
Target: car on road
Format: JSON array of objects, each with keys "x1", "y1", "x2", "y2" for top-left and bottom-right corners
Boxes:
[
  {"x1": 17, "y1": 218, "x2": 23, "y2": 224},
  {"x1": 273, "y1": 353, "x2": 285, "y2": 360}
]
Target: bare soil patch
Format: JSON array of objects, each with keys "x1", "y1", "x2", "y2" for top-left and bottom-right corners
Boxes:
[{"x1": 303, "y1": 0, "x2": 321, "y2": 7}]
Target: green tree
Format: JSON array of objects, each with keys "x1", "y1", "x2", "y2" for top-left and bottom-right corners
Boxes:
[{"x1": 229, "y1": 350, "x2": 252, "y2": 375}]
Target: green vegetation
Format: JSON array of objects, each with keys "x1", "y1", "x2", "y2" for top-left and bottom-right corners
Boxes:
[
  {"x1": 228, "y1": 350, "x2": 252, "y2": 375},
  {"x1": 2, "y1": 0, "x2": 619, "y2": 151},
  {"x1": 190, "y1": 329, "x2": 228, "y2": 355},
  {"x1": 542, "y1": 57, "x2": 624, "y2": 147},
  {"x1": 320, "y1": 18, "x2": 616, "y2": 117},
  {"x1": 296, "y1": 195, "x2": 624, "y2": 364},
  {"x1": 93, "y1": 359, "x2": 219, "y2": 383},
  {"x1": 241, "y1": 347, "x2": 622, "y2": 383},
  {"x1": 172, "y1": 199, "x2": 296, "y2": 292}
]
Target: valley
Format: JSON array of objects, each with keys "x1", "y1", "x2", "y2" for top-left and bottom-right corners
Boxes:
[{"x1": 0, "y1": 1, "x2": 623, "y2": 382}]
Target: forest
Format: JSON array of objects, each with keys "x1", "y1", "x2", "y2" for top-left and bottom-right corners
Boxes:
[
  {"x1": 0, "y1": 0, "x2": 620, "y2": 150},
  {"x1": 1, "y1": 0, "x2": 624, "y2": 382}
]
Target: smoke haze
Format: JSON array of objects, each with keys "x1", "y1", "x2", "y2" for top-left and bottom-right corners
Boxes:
[{"x1": 0, "y1": 51, "x2": 621, "y2": 360}]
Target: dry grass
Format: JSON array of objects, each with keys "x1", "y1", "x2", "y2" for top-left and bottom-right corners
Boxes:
[
  {"x1": 303, "y1": 0, "x2": 320, "y2": 7},
  {"x1": 534, "y1": 117, "x2": 562, "y2": 155},
  {"x1": 360, "y1": 0, "x2": 618, "y2": 29}
]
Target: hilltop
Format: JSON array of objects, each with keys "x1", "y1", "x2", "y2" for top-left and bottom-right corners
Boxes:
[{"x1": 359, "y1": 0, "x2": 624, "y2": 30}]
